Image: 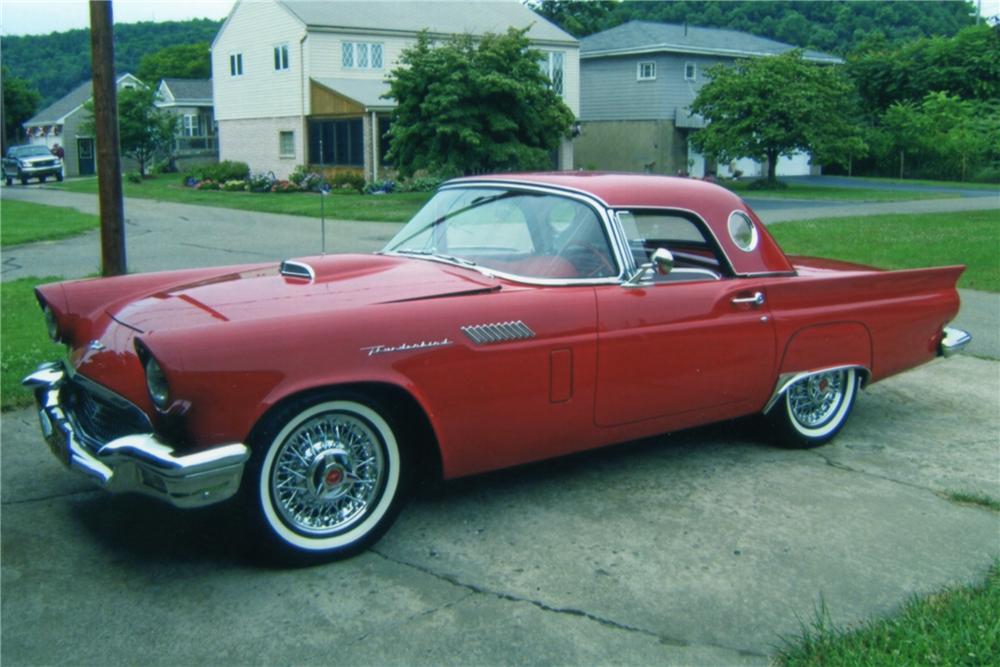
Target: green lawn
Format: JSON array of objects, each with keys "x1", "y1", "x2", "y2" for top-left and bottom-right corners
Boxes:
[
  {"x1": 1, "y1": 277, "x2": 66, "y2": 410},
  {"x1": 1, "y1": 200, "x2": 99, "y2": 246},
  {"x1": 769, "y1": 209, "x2": 1000, "y2": 292},
  {"x1": 849, "y1": 175, "x2": 1000, "y2": 192},
  {"x1": 725, "y1": 180, "x2": 953, "y2": 201},
  {"x1": 778, "y1": 562, "x2": 999, "y2": 667},
  {"x1": 53, "y1": 176, "x2": 432, "y2": 222}
]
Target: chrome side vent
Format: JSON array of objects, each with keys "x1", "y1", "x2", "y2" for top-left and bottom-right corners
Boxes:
[
  {"x1": 461, "y1": 321, "x2": 535, "y2": 345},
  {"x1": 280, "y1": 260, "x2": 315, "y2": 281}
]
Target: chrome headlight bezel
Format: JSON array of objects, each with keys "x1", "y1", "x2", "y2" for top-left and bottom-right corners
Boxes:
[
  {"x1": 145, "y1": 356, "x2": 171, "y2": 410},
  {"x1": 43, "y1": 305, "x2": 59, "y2": 342}
]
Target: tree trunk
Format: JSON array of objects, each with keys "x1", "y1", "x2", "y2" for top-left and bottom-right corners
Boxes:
[
  {"x1": 766, "y1": 149, "x2": 778, "y2": 184},
  {"x1": 899, "y1": 150, "x2": 905, "y2": 179}
]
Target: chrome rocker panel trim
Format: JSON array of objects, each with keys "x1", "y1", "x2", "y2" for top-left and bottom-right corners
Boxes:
[
  {"x1": 939, "y1": 326, "x2": 971, "y2": 358},
  {"x1": 762, "y1": 364, "x2": 871, "y2": 415},
  {"x1": 23, "y1": 362, "x2": 249, "y2": 509}
]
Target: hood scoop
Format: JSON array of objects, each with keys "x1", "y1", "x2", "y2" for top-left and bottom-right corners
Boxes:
[{"x1": 280, "y1": 260, "x2": 315, "y2": 281}]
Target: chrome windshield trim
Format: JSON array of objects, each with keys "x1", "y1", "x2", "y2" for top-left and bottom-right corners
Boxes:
[{"x1": 387, "y1": 182, "x2": 629, "y2": 287}]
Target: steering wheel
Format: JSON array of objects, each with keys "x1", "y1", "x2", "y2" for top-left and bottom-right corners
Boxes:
[{"x1": 563, "y1": 241, "x2": 615, "y2": 278}]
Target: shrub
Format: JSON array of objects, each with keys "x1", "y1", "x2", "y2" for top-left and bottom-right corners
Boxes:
[
  {"x1": 221, "y1": 179, "x2": 247, "y2": 192},
  {"x1": 746, "y1": 178, "x2": 788, "y2": 190},
  {"x1": 189, "y1": 160, "x2": 250, "y2": 182},
  {"x1": 397, "y1": 175, "x2": 444, "y2": 192},
  {"x1": 195, "y1": 179, "x2": 220, "y2": 190},
  {"x1": 125, "y1": 171, "x2": 142, "y2": 184},
  {"x1": 270, "y1": 180, "x2": 300, "y2": 193},
  {"x1": 246, "y1": 172, "x2": 275, "y2": 192},
  {"x1": 290, "y1": 166, "x2": 324, "y2": 192},
  {"x1": 364, "y1": 179, "x2": 396, "y2": 194},
  {"x1": 330, "y1": 171, "x2": 365, "y2": 193}
]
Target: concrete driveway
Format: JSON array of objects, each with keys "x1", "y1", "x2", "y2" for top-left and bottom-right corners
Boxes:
[{"x1": 2, "y1": 356, "x2": 997, "y2": 666}]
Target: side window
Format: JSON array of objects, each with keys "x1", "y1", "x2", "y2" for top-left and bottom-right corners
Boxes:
[{"x1": 618, "y1": 210, "x2": 726, "y2": 280}]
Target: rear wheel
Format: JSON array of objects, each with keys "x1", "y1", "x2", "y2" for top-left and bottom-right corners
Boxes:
[
  {"x1": 245, "y1": 393, "x2": 410, "y2": 563},
  {"x1": 39, "y1": 175, "x2": 47, "y2": 183},
  {"x1": 766, "y1": 368, "x2": 858, "y2": 449},
  {"x1": 4, "y1": 175, "x2": 11, "y2": 186},
  {"x1": 19, "y1": 172, "x2": 28, "y2": 185},
  {"x1": 56, "y1": 172, "x2": 64, "y2": 182}
]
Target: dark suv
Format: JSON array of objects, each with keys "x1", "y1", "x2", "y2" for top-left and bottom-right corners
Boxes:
[{"x1": 3, "y1": 145, "x2": 64, "y2": 185}]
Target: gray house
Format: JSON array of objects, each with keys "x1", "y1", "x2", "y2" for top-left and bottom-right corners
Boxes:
[
  {"x1": 22, "y1": 73, "x2": 143, "y2": 177},
  {"x1": 155, "y1": 78, "x2": 218, "y2": 170},
  {"x1": 577, "y1": 21, "x2": 841, "y2": 177}
]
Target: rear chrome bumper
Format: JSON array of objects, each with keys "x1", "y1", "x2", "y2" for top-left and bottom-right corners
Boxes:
[
  {"x1": 939, "y1": 326, "x2": 972, "y2": 358},
  {"x1": 22, "y1": 362, "x2": 249, "y2": 508}
]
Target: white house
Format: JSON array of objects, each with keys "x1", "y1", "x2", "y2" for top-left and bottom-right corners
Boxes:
[
  {"x1": 210, "y1": 0, "x2": 579, "y2": 180},
  {"x1": 154, "y1": 78, "x2": 218, "y2": 170}
]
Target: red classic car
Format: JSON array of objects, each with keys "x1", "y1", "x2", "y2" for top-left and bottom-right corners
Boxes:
[{"x1": 25, "y1": 173, "x2": 971, "y2": 562}]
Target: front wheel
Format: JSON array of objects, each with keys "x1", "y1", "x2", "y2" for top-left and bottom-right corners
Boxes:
[
  {"x1": 245, "y1": 394, "x2": 410, "y2": 563},
  {"x1": 4, "y1": 175, "x2": 11, "y2": 186},
  {"x1": 765, "y1": 368, "x2": 858, "y2": 449},
  {"x1": 19, "y1": 173, "x2": 28, "y2": 185}
]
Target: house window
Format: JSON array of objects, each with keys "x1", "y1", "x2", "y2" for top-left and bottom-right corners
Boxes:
[
  {"x1": 230, "y1": 53, "x2": 243, "y2": 77},
  {"x1": 342, "y1": 42, "x2": 383, "y2": 70},
  {"x1": 279, "y1": 131, "x2": 295, "y2": 158},
  {"x1": 637, "y1": 61, "x2": 656, "y2": 81},
  {"x1": 539, "y1": 51, "x2": 564, "y2": 96},
  {"x1": 685, "y1": 62, "x2": 697, "y2": 81},
  {"x1": 308, "y1": 118, "x2": 364, "y2": 166},
  {"x1": 183, "y1": 114, "x2": 203, "y2": 137},
  {"x1": 274, "y1": 44, "x2": 290, "y2": 71}
]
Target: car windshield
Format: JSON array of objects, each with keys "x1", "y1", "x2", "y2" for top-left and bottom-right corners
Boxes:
[
  {"x1": 384, "y1": 187, "x2": 618, "y2": 280},
  {"x1": 10, "y1": 146, "x2": 54, "y2": 157}
]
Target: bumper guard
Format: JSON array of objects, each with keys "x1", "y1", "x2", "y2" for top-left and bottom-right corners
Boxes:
[{"x1": 23, "y1": 362, "x2": 250, "y2": 509}]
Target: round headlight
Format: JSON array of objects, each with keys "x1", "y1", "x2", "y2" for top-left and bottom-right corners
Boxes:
[
  {"x1": 145, "y1": 357, "x2": 171, "y2": 409},
  {"x1": 43, "y1": 306, "x2": 59, "y2": 341}
]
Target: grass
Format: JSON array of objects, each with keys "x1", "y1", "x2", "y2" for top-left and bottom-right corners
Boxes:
[
  {"x1": 725, "y1": 180, "x2": 953, "y2": 201},
  {"x1": 1, "y1": 277, "x2": 66, "y2": 411},
  {"x1": 777, "y1": 563, "x2": 1000, "y2": 666},
  {"x1": 946, "y1": 491, "x2": 1000, "y2": 512},
  {"x1": 52, "y1": 176, "x2": 432, "y2": 222},
  {"x1": 1, "y1": 200, "x2": 99, "y2": 246},
  {"x1": 848, "y1": 175, "x2": 1000, "y2": 192},
  {"x1": 770, "y1": 209, "x2": 1000, "y2": 292}
]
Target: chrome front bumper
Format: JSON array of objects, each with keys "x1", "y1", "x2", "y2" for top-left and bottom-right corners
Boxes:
[
  {"x1": 23, "y1": 362, "x2": 250, "y2": 509},
  {"x1": 939, "y1": 326, "x2": 972, "y2": 358}
]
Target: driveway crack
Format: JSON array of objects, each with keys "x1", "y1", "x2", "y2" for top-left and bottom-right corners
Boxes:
[
  {"x1": 1, "y1": 489, "x2": 100, "y2": 505},
  {"x1": 370, "y1": 548, "x2": 767, "y2": 659}
]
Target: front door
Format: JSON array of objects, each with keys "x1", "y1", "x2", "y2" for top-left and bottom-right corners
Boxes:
[
  {"x1": 594, "y1": 278, "x2": 776, "y2": 426},
  {"x1": 77, "y1": 138, "x2": 95, "y2": 175}
]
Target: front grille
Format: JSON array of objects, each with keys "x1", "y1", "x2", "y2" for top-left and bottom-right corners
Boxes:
[{"x1": 62, "y1": 375, "x2": 152, "y2": 448}]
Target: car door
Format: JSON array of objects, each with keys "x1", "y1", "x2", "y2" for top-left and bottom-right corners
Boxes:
[{"x1": 593, "y1": 210, "x2": 776, "y2": 427}]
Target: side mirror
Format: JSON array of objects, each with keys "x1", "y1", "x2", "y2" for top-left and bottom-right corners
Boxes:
[
  {"x1": 624, "y1": 248, "x2": 674, "y2": 288},
  {"x1": 651, "y1": 247, "x2": 674, "y2": 275}
]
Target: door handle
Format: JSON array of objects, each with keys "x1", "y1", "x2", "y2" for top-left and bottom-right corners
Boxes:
[{"x1": 731, "y1": 291, "x2": 765, "y2": 306}]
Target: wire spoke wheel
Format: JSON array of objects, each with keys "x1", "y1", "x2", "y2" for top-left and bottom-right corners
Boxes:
[
  {"x1": 271, "y1": 411, "x2": 386, "y2": 536},
  {"x1": 766, "y1": 368, "x2": 859, "y2": 449},
  {"x1": 787, "y1": 370, "x2": 845, "y2": 429}
]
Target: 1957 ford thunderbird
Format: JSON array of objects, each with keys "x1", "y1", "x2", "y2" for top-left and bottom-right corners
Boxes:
[{"x1": 24, "y1": 173, "x2": 971, "y2": 561}]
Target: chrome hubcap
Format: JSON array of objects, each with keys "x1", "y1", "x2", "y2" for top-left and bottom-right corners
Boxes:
[
  {"x1": 271, "y1": 412, "x2": 385, "y2": 535},
  {"x1": 787, "y1": 371, "x2": 844, "y2": 428}
]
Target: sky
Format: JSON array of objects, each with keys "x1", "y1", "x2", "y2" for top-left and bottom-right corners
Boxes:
[
  {"x1": 0, "y1": 0, "x2": 235, "y2": 36},
  {"x1": 0, "y1": 0, "x2": 997, "y2": 36}
]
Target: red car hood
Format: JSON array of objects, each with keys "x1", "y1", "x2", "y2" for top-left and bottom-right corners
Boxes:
[{"x1": 112, "y1": 254, "x2": 499, "y2": 333}]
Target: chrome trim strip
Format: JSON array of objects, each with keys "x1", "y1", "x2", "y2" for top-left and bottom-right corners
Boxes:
[
  {"x1": 762, "y1": 364, "x2": 870, "y2": 415},
  {"x1": 727, "y1": 209, "x2": 760, "y2": 252},
  {"x1": 428, "y1": 183, "x2": 628, "y2": 285},
  {"x1": 939, "y1": 326, "x2": 971, "y2": 358},
  {"x1": 461, "y1": 320, "x2": 536, "y2": 345},
  {"x1": 22, "y1": 362, "x2": 249, "y2": 509},
  {"x1": 280, "y1": 259, "x2": 315, "y2": 281}
]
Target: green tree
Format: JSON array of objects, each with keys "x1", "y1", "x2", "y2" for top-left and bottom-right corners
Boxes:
[
  {"x1": 2, "y1": 68, "x2": 41, "y2": 150},
  {"x1": 689, "y1": 51, "x2": 866, "y2": 185},
  {"x1": 81, "y1": 86, "x2": 178, "y2": 177},
  {"x1": 137, "y1": 42, "x2": 211, "y2": 83},
  {"x1": 385, "y1": 28, "x2": 576, "y2": 178}
]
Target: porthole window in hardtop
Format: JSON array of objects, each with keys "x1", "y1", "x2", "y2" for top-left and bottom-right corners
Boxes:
[
  {"x1": 727, "y1": 211, "x2": 759, "y2": 252},
  {"x1": 385, "y1": 188, "x2": 617, "y2": 280},
  {"x1": 618, "y1": 210, "x2": 728, "y2": 278}
]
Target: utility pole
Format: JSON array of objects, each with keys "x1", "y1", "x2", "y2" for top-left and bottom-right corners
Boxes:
[{"x1": 89, "y1": 0, "x2": 127, "y2": 276}]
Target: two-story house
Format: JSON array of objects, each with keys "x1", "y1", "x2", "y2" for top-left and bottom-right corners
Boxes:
[
  {"x1": 154, "y1": 78, "x2": 218, "y2": 171},
  {"x1": 577, "y1": 21, "x2": 841, "y2": 178},
  {"x1": 211, "y1": 0, "x2": 579, "y2": 180}
]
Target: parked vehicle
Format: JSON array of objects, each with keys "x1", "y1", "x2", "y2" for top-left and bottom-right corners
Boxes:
[
  {"x1": 3, "y1": 145, "x2": 64, "y2": 185},
  {"x1": 23, "y1": 173, "x2": 971, "y2": 562}
]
